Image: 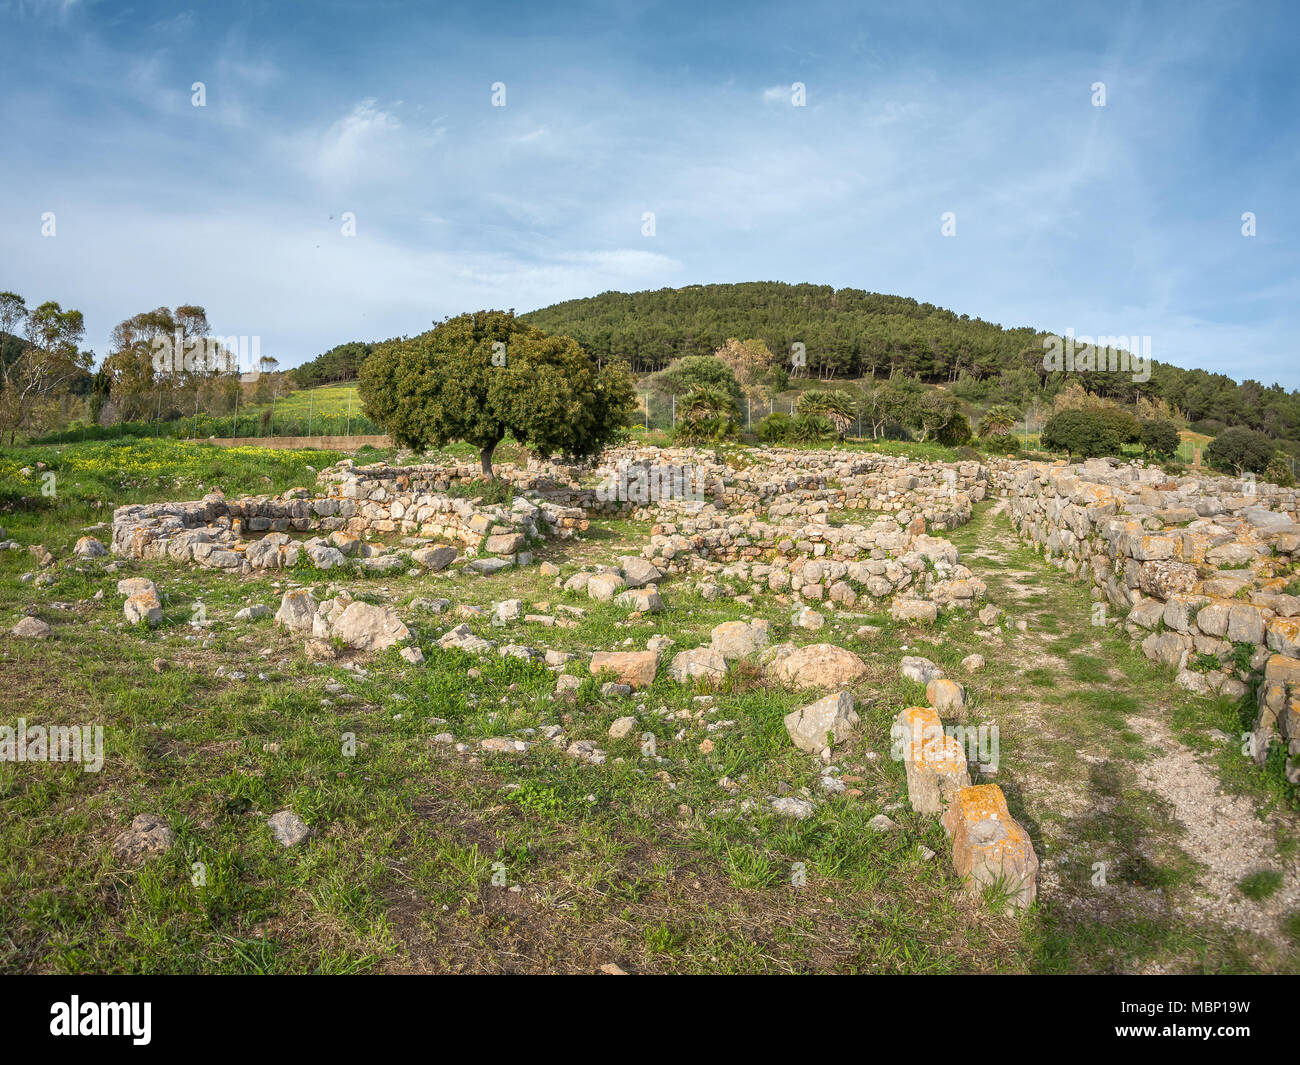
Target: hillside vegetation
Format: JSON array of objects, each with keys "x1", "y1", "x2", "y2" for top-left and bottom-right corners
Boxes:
[{"x1": 515, "y1": 282, "x2": 1300, "y2": 449}]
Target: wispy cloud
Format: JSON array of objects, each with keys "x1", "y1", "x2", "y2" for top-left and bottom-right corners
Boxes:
[{"x1": 0, "y1": 0, "x2": 1295, "y2": 386}]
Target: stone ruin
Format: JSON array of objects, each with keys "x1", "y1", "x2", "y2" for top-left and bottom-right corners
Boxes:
[
  {"x1": 103, "y1": 442, "x2": 1300, "y2": 907},
  {"x1": 111, "y1": 458, "x2": 589, "y2": 577},
  {"x1": 994, "y1": 456, "x2": 1300, "y2": 777}
]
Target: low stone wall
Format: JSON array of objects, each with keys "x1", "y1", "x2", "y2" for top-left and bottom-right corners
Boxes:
[
  {"x1": 997, "y1": 458, "x2": 1300, "y2": 700},
  {"x1": 641, "y1": 501, "x2": 984, "y2": 614},
  {"x1": 112, "y1": 461, "x2": 588, "y2": 573}
]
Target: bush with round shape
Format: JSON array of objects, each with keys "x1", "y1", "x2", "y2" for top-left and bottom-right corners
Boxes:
[
  {"x1": 1040, "y1": 409, "x2": 1122, "y2": 459},
  {"x1": 1205, "y1": 426, "x2": 1277, "y2": 475}
]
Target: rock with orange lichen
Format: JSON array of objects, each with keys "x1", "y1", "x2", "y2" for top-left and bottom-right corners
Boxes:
[
  {"x1": 892, "y1": 706, "x2": 970, "y2": 815},
  {"x1": 941, "y1": 784, "x2": 1038, "y2": 913}
]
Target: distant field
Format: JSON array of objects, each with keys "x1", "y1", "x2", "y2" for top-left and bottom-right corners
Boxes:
[{"x1": 33, "y1": 384, "x2": 381, "y2": 445}]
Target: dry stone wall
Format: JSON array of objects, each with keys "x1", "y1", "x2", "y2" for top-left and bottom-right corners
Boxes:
[
  {"x1": 997, "y1": 457, "x2": 1300, "y2": 772},
  {"x1": 112, "y1": 460, "x2": 587, "y2": 575}
]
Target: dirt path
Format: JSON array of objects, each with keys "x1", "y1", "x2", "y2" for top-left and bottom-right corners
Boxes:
[{"x1": 954, "y1": 500, "x2": 1298, "y2": 966}]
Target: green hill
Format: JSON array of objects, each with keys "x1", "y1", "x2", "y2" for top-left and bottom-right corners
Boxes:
[{"x1": 518, "y1": 282, "x2": 1300, "y2": 448}]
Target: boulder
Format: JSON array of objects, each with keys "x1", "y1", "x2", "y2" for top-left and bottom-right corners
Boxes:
[
  {"x1": 893, "y1": 705, "x2": 969, "y2": 815},
  {"x1": 274, "y1": 588, "x2": 319, "y2": 633},
  {"x1": 412, "y1": 545, "x2": 458, "y2": 571},
  {"x1": 901, "y1": 656, "x2": 944, "y2": 685},
  {"x1": 116, "y1": 577, "x2": 158, "y2": 598},
  {"x1": 771, "y1": 644, "x2": 867, "y2": 689},
  {"x1": 891, "y1": 599, "x2": 938, "y2": 623},
  {"x1": 792, "y1": 605, "x2": 825, "y2": 630},
  {"x1": 784, "y1": 690, "x2": 860, "y2": 755},
  {"x1": 668, "y1": 647, "x2": 729, "y2": 684},
  {"x1": 926, "y1": 678, "x2": 967, "y2": 718},
  {"x1": 619, "y1": 556, "x2": 662, "y2": 588},
  {"x1": 710, "y1": 619, "x2": 771, "y2": 660},
  {"x1": 587, "y1": 572, "x2": 627, "y2": 601},
  {"x1": 589, "y1": 650, "x2": 659, "y2": 690},
  {"x1": 11, "y1": 616, "x2": 52, "y2": 639},
  {"x1": 74, "y1": 536, "x2": 107, "y2": 558},
  {"x1": 616, "y1": 588, "x2": 663, "y2": 613},
  {"x1": 124, "y1": 590, "x2": 164, "y2": 627},
  {"x1": 485, "y1": 532, "x2": 525, "y2": 555},
  {"x1": 942, "y1": 784, "x2": 1038, "y2": 913},
  {"x1": 331, "y1": 602, "x2": 409, "y2": 652}
]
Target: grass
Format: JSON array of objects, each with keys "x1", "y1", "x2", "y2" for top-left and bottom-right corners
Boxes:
[
  {"x1": 0, "y1": 436, "x2": 1295, "y2": 974},
  {"x1": 1240, "y1": 870, "x2": 1285, "y2": 902}
]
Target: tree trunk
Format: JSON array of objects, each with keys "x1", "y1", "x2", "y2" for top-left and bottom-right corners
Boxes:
[{"x1": 480, "y1": 439, "x2": 499, "y2": 480}]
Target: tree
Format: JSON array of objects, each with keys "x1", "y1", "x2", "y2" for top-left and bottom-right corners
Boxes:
[
  {"x1": 358, "y1": 310, "x2": 635, "y2": 478},
  {"x1": 1139, "y1": 419, "x2": 1180, "y2": 460},
  {"x1": 674, "y1": 386, "x2": 738, "y2": 445},
  {"x1": 873, "y1": 377, "x2": 924, "y2": 437},
  {"x1": 103, "y1": 304, "x2": 219, "y2": 423},
  {"x1": 0, "y1": 300, "x2": 89, "y2": 443},
  {"x1": 977, "y1": 404, "x2": 1017, "y2": 439},
  {"x1": 651, "y1": 355, "x2": 743, "y2": 413},
  {"x1": 713, "y1": 337, "x2": 775, "y2": 401},
  {"x1": 796, "y1": 389, "x2": 855, "y2": 441},
  {"x1": 1092, "y1": 406, "x2": 1142, "y2": 446},
  {"x1": 913, "y1": 390, "x2": 961, "y2": 442},
  {"x1": 1205, "y1": 427, "x2": 1276, "y2": 475},
  {"x1": 1040, "y1": 409, "x2": 1121, "y2": 459},
  {"x1": 0, "y1": 292, "x2": 26, "y2": 348}
]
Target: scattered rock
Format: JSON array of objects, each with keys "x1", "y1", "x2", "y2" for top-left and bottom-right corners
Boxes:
[
  {"x1": 267, "y1": 810, "x2": 310, "y2": 847},
  {"x1": 590, "y1": 650, "x2": 659, "y2": 689},
  {"x1": 11, "y1": 616, "x2": 52, "y2": 639},
  {"x1": 608, "y1": 716, "x2": 637, "y2": 739},
  {"x1": 926, "y1": 678, "x2": 967, "y2": 718},
  {"x1": 901, "y1": 656, "x2": 944, "y2": 685},
  {"x1": 942, "y1": 784, "x2": 1038, "y2": 913},
  {"x1": 668, "y1": 646, "x2": 729, "y2": 685},
  {"x1": 784, "y1": 690, "x2": 860, "y2": 755},
  {"x1": 112, "y1": 814, "x2": 176, "y2": 864},
  {"x1": 770, "y1": 643, "x2": 867, "y2": 689}
]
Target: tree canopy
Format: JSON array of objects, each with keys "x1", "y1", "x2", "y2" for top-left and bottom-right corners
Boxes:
[{"x1": 358, "y1": 310, "x2": 635, "y2": 477}]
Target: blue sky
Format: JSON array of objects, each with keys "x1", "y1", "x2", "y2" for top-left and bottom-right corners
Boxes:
[{"x1": 1, "y1": 0, "x2": 1296, "y2": 386}]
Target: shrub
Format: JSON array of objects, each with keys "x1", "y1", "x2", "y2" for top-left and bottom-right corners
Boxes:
[
  {"x1": 757, "y1": 411, "x2": 791, "y2": 443},
  {"x1": 1205, "y1": 426, "x2": 1277, "y2": 475},
  {"x1": 788, "y1": 412, "x2": 832, "y2": 445},
  {"x1": 1139, "y1": 418, "x2": 1180, "y2": 460},
  {"x1": 936, "y1": 412, "x2": 972, "y2": 447},
  {"x1": 1039, "y1": 409, "x2": 1122, "y2": 459},
  {"x1": 795, "y1": 389, "x2": 855, "y2": 441},
  {"x1": 673, "y1": 386, "x2": 738, "y2": 445},
  {"x1": 976, "y1": 404, "x2": 1017, "y2": 439},
  {"x1": 1265, "y1": 457, "x2": 1296, "y2": 488}
]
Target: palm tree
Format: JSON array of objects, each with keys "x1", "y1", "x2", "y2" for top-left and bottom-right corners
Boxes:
[
  {"x1": 796, "y1": 389, "x2": 855, "y2": 441},
  {"x1": 789, "y1": 412, "x2": 832, "y2": 445},
  {"x1": 675, "y1": 386, "x2": 737, "y2": 445},
  {"x1": 977, "y1": 404, "x2": 1017, "y2": 440}
]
